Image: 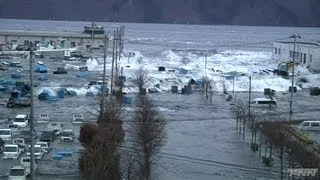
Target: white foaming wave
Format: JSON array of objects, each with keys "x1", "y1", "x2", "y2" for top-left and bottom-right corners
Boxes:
[
  {"x1": 86, "y1": 58, "x2": 100, "y2": 71},
  {"x1": 65, "y1": 64, "x2": 80, "y2": 71},
  {"x1": 61, "y1": 49, "x2": 316, "y2": 93}
]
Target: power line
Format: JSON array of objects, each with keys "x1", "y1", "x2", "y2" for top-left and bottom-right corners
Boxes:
[{"x1": 120, "y1": 145, "x2": 281, "y2": 178}]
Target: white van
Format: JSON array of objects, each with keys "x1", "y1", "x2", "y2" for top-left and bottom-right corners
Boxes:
[
  {"x1": 251, "y1": 98, "x2": 277, "y2": 106},
  {"x1": 27, "y1": 145, "x2": 44, "y2": 160},
  {"x1": 7, "y1": 124, "x2": 19, "y2": 135},
  {"x1": 47, "y1": 122, "x2": 63, "y2": 135},
  {"x1": 72, "y1": 114, "x2": 83, "y2": 124},
  {"x1": 0, "y1": 129, "x2": 12, "y2": 141},
  {"x1": 298, "y1": 121, "x2": 320, "y2": 131},
  {"x1": 39, "y1": 113, "x2": 50, "y2": 122},
  {"x1": 36, "y1": 141, "x2": 50, "y2": 153},
  {"x1": 8, "y1": 166, "x2": 26, "y2": 180},
  {"x1": 12, "y1": 138, "x2": 26, "y2": 152},
  {"x1": 61, "y1": 129, "x2": 75, "y2": 142},
  {"x1": 13, "y1": 114, "x2": 29, "y2": 128},
  {"x1": 3, "y1": 144, "x2": 21, "y2": 159}
]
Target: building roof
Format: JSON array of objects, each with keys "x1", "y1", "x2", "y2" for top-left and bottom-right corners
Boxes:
[
  {"x1": 15, "y1": 114, "x2": 27, "y2": 118},
  {"x1": 0, "y1": 29, "x2": 105, "y2": 39},
  {"x1": 275, "y1": 39, "x2": 320, "y2": 48}
]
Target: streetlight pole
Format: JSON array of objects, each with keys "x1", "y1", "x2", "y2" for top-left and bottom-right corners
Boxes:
[
  {"x1": 101, "y1": 34, "x2": 109, "y2": 119},
  {"x1": 289, "y1": 35, "x2": 301, "y2": 121},
  {"x1": 29, "y1": 43, "x2": 36, "y2": 180}
]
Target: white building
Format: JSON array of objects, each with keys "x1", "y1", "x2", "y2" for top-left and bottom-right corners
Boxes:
[
  {"x1": 0, "y1": 29, "x2": 106, "y2": 51},
  {"x1": 272, "y1": 39, "x2": 320, "y2": 72}
]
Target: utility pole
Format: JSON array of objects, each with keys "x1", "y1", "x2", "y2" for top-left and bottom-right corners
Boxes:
[
  {"x1": 243, "y1": 75, "x2": 251, "y2": 140},
  {"x1": 115, "y1": 28, "x2": 119, "y2": 77},
  {"x1": 90, "y1": 21, "x2": 95, "y2": 60},
  {"x1": 101, "y1": 34, "x2": 108, "y2": 119},
  {"x1": 248, "y1": 76, "x2": 253, "y2": 144},
  {"x1": 110, "y1": 30, "x2": 116, "y2": 94},
  {"x1": 289, "y1": 35, "x2": 301, "y2": 121},
  {"x1": 29, "y1": 42, "x2": 36, "y2": 180},
  {"x1": 205, "y1": 53, "x2": 207, "y2": 69}
]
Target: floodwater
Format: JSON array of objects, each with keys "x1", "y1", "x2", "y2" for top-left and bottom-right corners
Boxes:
[{"x1": 0, "y1": 19, "x2": 320, "y2": 179}]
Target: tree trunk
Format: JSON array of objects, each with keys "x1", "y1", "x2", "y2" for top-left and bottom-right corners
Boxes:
[
  {"x1": 280, "y1": 147, "x2": 283, "y2": 180},
  {"x1": 243, "y1": 118, "x2": 245, "y2": 140},
  {"x1": 259, "y1": 132, "x2": 262, "y2": 156},
  {"x1": 144, "y1": 156, "x2": 151, "y2": 180},
  {"x1": 236, "y1": 116, "x2": 239, "y2": 132}
]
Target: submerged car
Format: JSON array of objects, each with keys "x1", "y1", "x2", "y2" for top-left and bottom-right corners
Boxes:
[{"x1": 9, "y1": 166, "x2": 27, "y2": 180}]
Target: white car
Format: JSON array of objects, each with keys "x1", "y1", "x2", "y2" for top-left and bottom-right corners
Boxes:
[
  {"x1": 12, "y1": 138, "x2": 26, "y2": 152},
  {"x1": 3, "y1": 144, "x2": 21, "y2": 159},
  {"x1": 47, "y1": 122, "x2": 63, "y2": 135},
  {"x1": 8, "y1": 166, "x2": 27, "y2": 180},
  {"x1": 13, "y1": 114, "x2": 29, "y2": 128},
  {"x1": 72, "y1": 114, "x2": 83, "y2": 124},
  {"x1": 61, "y1": 129, "x2": 75, "y2": 142},
  {"x1": 7, "y1": 124, "x2": 19, "y2": 135},
  {"x1": 36, "y1": 141, "x2": 50, "y2": 153},
  {"x1": 39, "y1": 113, "x2": 50, "y2": 122},
  {"x1": 26, "y1": 145, "x2": 44, "y2": 160},
  {"x1": 20, "y1": 156, "x2": 37, "y2": 175},
  {"x1": 0, "y1": 129, "x2": 12, "y2": 141}
]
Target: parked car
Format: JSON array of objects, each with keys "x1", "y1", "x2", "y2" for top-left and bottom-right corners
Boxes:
[
  {"x1": 36, "y1": 141, "x2": 50, "y2": 153},
  {"x1": 0, "y1": 129, "x2": 12, "y2": 142},
  {"x1": 61, "y1": 129, "x2": 75, "y2": 142},
  {"x1": 12, "y1": 138, "x2": 26, "y2": 152},
  {"x1": 39, "y1": 113, "x2": 50, "y2": 121},
  {"x1": 3, "y1": 144, "x2": 21, "y2": 159},
  {"x1": 26, "y1": 145, "x2": 44, "y2": 160},
  {"x1": 17, "y1": 130, "x2": 36, "y2": 144},
  {"x1": 0, "y1": 138, "x2": 4, "y2": 153},
  {"x1": 7, "y1": 124, "x2": 19, "y2": 135},
  {"x1": 13, "y1": 114, "x2": 29, "y2": 128},
  {"x1": 47, "y1": 122, "x2": 63, "y2": 135},
  {"x1": 72, "y1": 114, "x2": 83, "y2": 124},
  {"x1": 8, "y1": 165, "x2": 27, "y2": 180},
  {"x1": 40, "y1": 130, "x2": 55, "y2": 143}
]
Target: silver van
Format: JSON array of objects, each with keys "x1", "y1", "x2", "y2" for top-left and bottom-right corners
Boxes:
[{"x1": 298, "y1": 121, "x2": 320, "y2": 131}]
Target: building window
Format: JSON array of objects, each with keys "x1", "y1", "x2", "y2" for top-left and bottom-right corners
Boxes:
[
  {"x1": 290, "y1": 50, "x2": 293, "y2": 57},
  {"x1": 86, "y1": 44, "x2": 91, "y2": 49},
  {"x1": 71, "y1": 42, "x2": 76, "y2": 47},
  {"x1": 24, "y1": 40, "x2": 29, "y2": 45},
  {"x1": 304, "y1": 53, "x2": 306, "y2": 63},
  {"x1": 278, "y1": 48, "x2": 281, "y2": 55},
  {"x1": 275, "y1": 48, "x2": 277, "y2": 54},
  {"x1": 310, "y1": 54, "x2": 312, "y2": 62},
  {"x1": 99, "y1": 45, "x2": 104, "y2": 48}
]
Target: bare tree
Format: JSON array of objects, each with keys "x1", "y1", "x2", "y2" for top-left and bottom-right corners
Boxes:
[
  {"x1": 120, "y1": 152, "x2": 140, "y2": 180},
  {"x1": 79, "y1": 127, "x2": 121, "y2": 180},
  {"x1": 201, "y1": 76, "x2": 215, "y2": 101},
  {"x1": 79, "y1": 97, "x2": 125, "y2": 180},
  {"x1": 132, "y1": 67, "x2": 150, "y2": 94},
  {"x1": 128, "y1": 95, "x2": 167, "y2": 180},
  {"x1": 220, "y1": 79, "x2": 228, "y2": 95}
]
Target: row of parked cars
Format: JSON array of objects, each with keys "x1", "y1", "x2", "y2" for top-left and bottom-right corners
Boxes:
[{"x1": 0, "y1": 113, "x2": 83, "y2": 180}]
